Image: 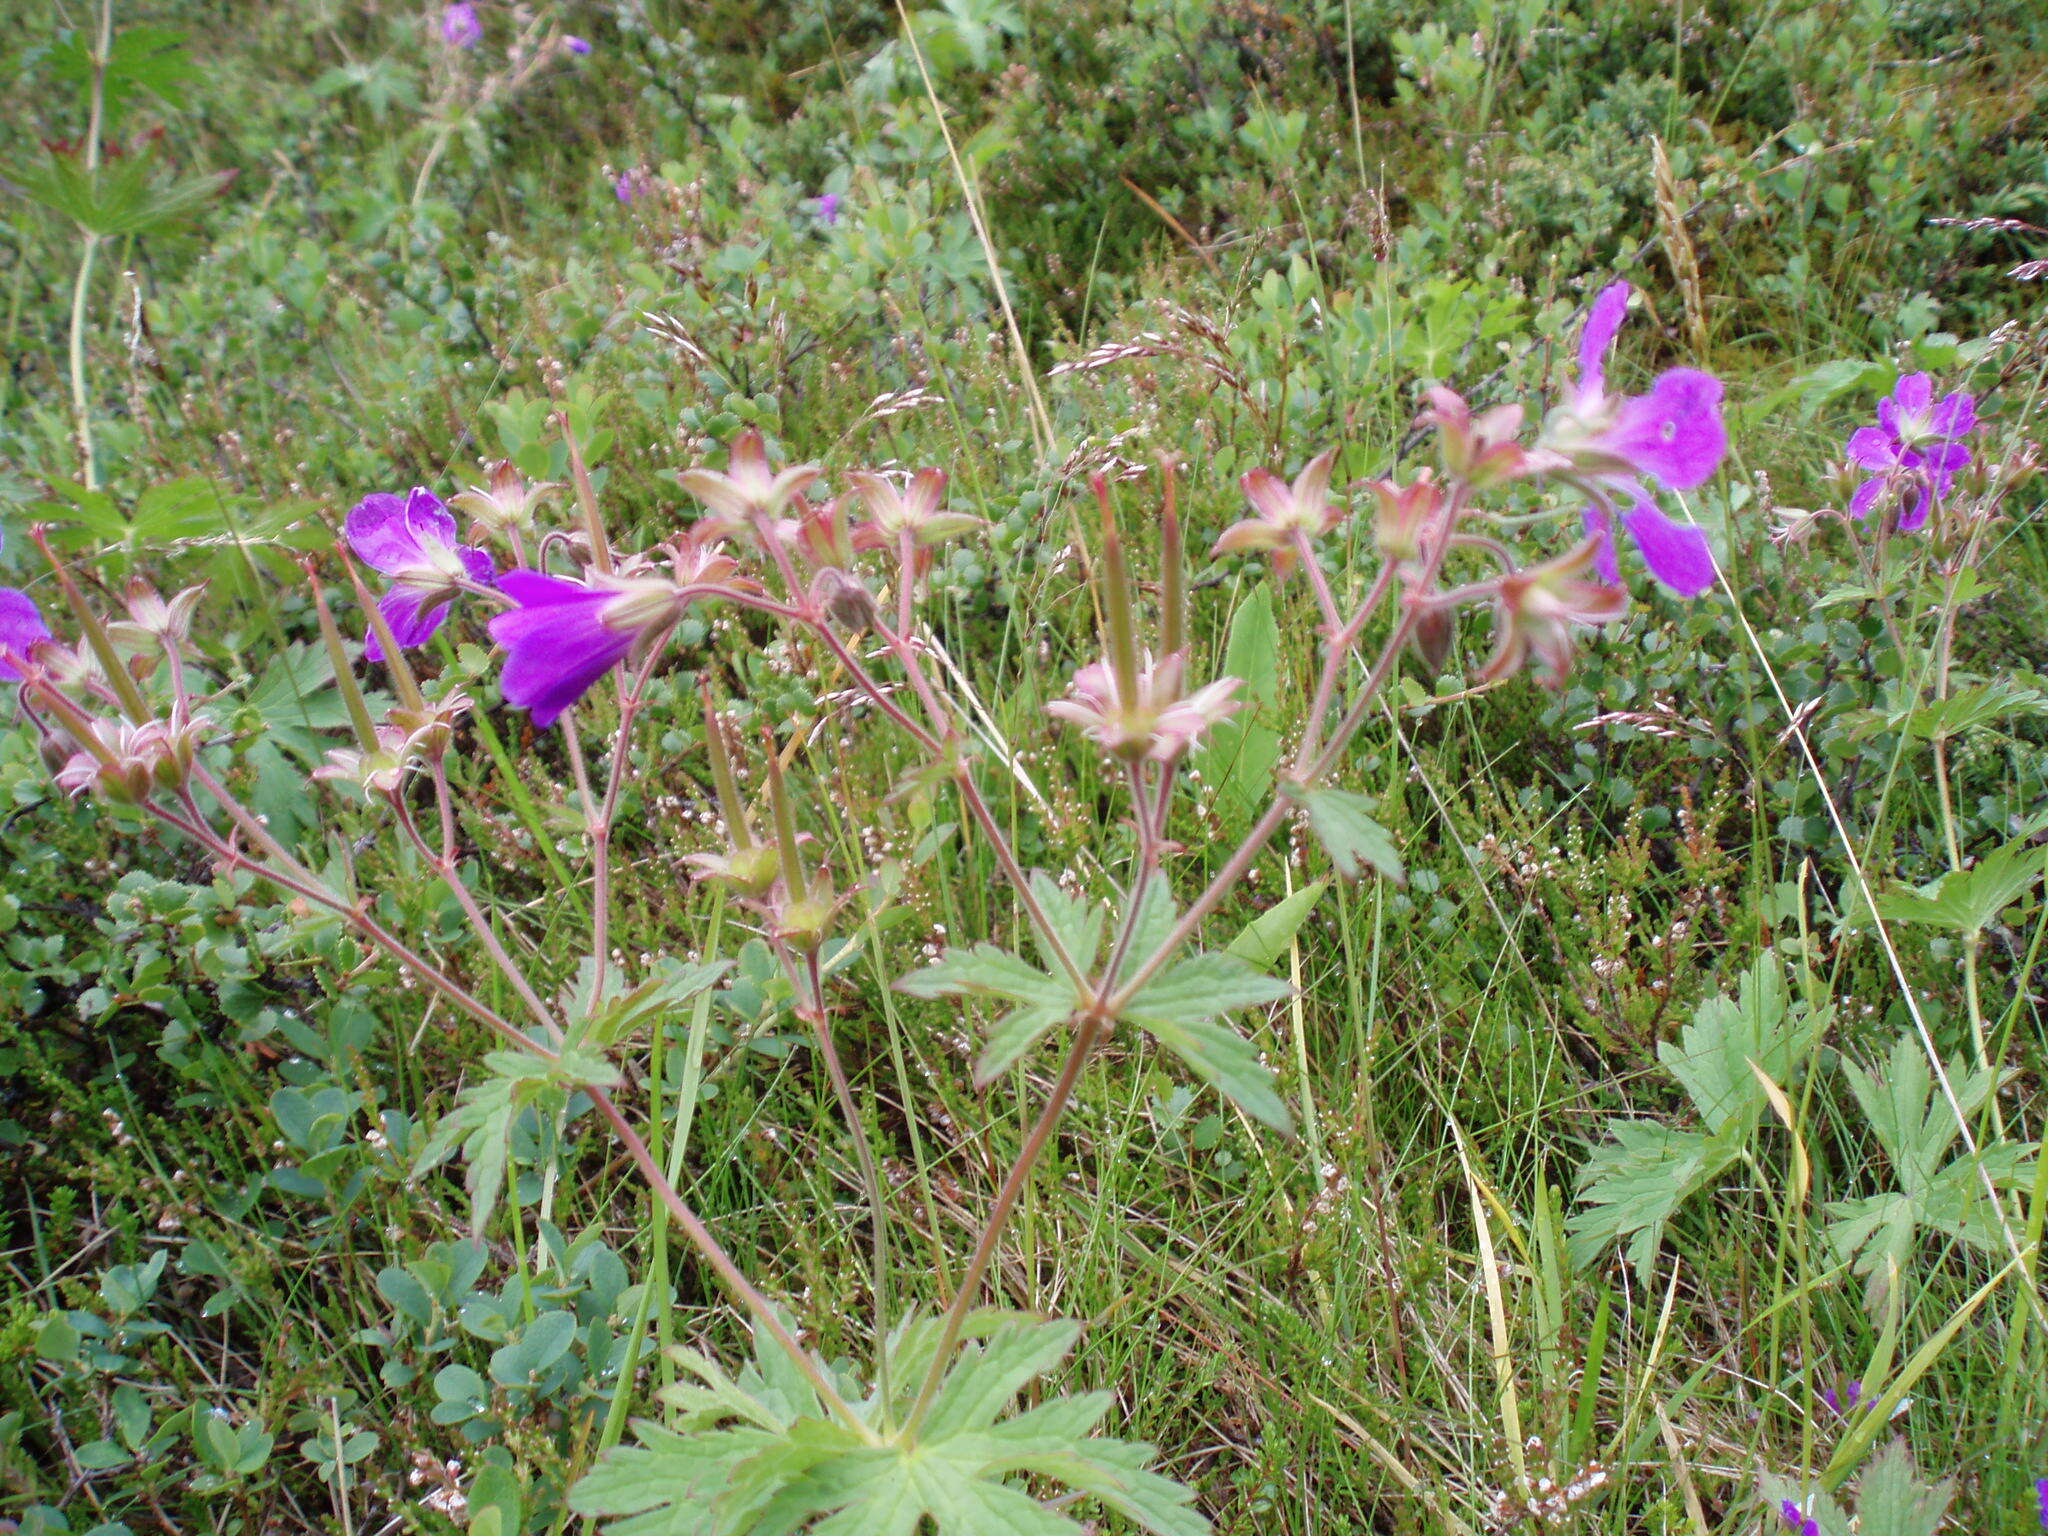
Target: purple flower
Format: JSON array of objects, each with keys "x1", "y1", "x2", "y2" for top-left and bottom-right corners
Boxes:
[
  {"x1": 1541, "y1": 281, "x2": 1728, "y2": 598},
  {"x1": 441, "y1": 2, "x2": 482, "y2": 47},
  {"x1": 615, "y1": 167, "x2": 653, "y2": 205},
  {"x1": 2036, "y1": 1476, "x2": 2047, "y2": 1532},
  {"x1": 1846, "y1": 373, "x2": 1976, "y2": 531},
  {"x1": 564, "y1": 33, "x2": 591, "y2": 54},
  {"x1": 345, "y1": 488, "x2": 495, "y2": 663},
  {"x1": 0, "y1": 529, "x2": 50, "y2": 681},
  {"x1": 487, "y1": 572, "x2": 682, "y2": 728},
  {"x1": 1778, "y1": 1499, "x2": 1820, "y2": 1536},
  {"x1": 813, "y1": 192, "x2": 841, "y2": 226},
  {"x1": 1819, "y1": 1379, "x2": 1862, "y2": 1416}
]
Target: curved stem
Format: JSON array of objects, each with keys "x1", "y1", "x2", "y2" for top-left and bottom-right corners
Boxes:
[
  {"x1": 902, "y1": 1011, "x2": 1104, "y2": 1438},
  {"x1": 397, "y1": 791, "x2": 561, "y2": 1040},
  {"x1": 150, "y1": 794, "x2": 548, "y2": 1061},
  {"x1": 799, "y1": 946, "x2": 893, "y2": 1423},
  {"x1": 585, "y1": 1086, "x2": 875, "y2": 1439}
]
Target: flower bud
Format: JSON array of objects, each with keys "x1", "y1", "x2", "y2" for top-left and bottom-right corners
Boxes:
[
  {"x1": 1369, "y1": 473, "x2": 1445, "y2": 565},
  {"x1": 449, "y1": 460, "x2": 557, "y2": 535},
  {"x1": 811, "y1": 567, "x2": 877, "y2": 632},
  {"x1": 1410, "y1": 606, "x2": 1456, "y2": 676}
]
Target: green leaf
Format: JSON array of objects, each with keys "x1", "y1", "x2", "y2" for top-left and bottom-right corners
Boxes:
[
  {"x1": 1026, "y1": 871, "x2": 1103, "y2": 977},
  {"x1": 926, "y1": 1318, "x2": 1081, "y2": 1433},
  {"x1": 1293, "y1": 785, "x2": 1405, "y2": 884},
  {"x1": 1225, "y1": 880, "x2": 1327, "y2": 971},
  {"x1": 1110, "y1": 879, "x2": 1181, "y2": 987},
  {"x1": 1841, "y1": 1035, "x2": 1995, "y2": 1195},
  {"x1": 1120, "y1": 951, "x2": 1292, "y2": 1130},
  {"x1": 1128, "y1": 952, "x2": 1292, "y2": 1022},
  {"x1": 35, "y1": 1312, "x2": 81, "y2": 1364},
  {"x1": 573, "y1": 1310, "x2": 1209, "y2": 1536},
  {"x1": 568, "y1": 1419, "x2": 773, "y2": 1533},
  {"x1": 1128, "y1": 1010, "x2": 1291, "y2": 1132},
  {"x1": 1902, "y1": 676, "x2": 2048, "y2": 741},
  {"x1": 1659, "y1": 960, "x2": 1824, "y2": 1135},
  {"x1": 1202, "y1": 585, "x2": 1282, "y2": 820},
  {"x1": 898, "y1": 944, "x2": 1072, "y2": 1005},
  {"x1": 1874, "y1": 837, "x2": 2046, "y2": 937},
  {"x1": 973, "y1": 1003, "x2": 1070, "y2": 1087},
  {"x1": 1566, "y1": 1121, "x2": 1741, "y2": 1274},
  {"x1": 1851, "y1": 1439, "x2": 1954, "y2": 1536},
  {"x1": 7, "y1": 149, "x2": 232, "y2": 237},
  {"x1": 570, "y1": 958, "x2": 727, "y2": 1051}
]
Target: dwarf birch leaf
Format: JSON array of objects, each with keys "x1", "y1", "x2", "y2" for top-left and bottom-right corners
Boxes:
[{"x1": 1294, "y1": 785, "x2": 1405, "y2": 884}]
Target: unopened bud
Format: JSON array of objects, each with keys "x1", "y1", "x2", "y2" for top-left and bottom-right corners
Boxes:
[{"x1": 811, "y1": 568, "x2": 876, "y2": 632}]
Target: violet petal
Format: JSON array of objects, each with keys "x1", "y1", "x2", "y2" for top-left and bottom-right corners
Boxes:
[
  {"x1": 0, "y1": 587, "x2": 49, "y2": 680},
  {"x1": 1577, "y1": 282, "x2": 1632, "y2": 393},
  {"x1": 1604, "y1": 369, "x2": 1727, "y2": 490},
  {"x1": 346, "y1": 492, "x2": 424, "y2": 573},
  {"x1": 1621, "y1": 500, "x2": 1716, "y2": 597}
]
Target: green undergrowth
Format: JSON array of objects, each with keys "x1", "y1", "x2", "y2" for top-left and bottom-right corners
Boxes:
[{"x1": 3, "y1": 0, "x2": 2047, "y2": 1532}]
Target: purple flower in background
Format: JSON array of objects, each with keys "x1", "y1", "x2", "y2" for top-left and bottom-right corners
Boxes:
[
  {"x1": 813, "y1": 192, "x2": 841, "y2": 226},
  {"x1": 1778, "y1": 1499, "x2": 1820, "y2": 1536},
  {"x1": 1819, "y1": 1379, "x2": 1863, "y2": 1417},
  {"x1": 346, "y1": 488, "x2": 495, "y2": 662},
  {"x1": 565, "y1": 34, "x2": 592, "y2": 54},
  {"x1": 487, "y1": 572, "x2": 681, "y2": 728},
  {"x1": 1540, "y1": 280, "x2": 1728, "y2": 598},
  {"x1": 2036, "y1": 1477, "x2": 2047, "y2": 1532},
  {"x1": 0, "y1": 529, "x2": 50, "y2": 681},
  {"x1": 1846, "y1": 373, "x2": 1976, "y2": 530},
  {"x1": 615, "y1": 167, "x2": 653, "y2": 205},
  {"x1": 441, "y1": 1, "x2": 483, "y2": 47}
]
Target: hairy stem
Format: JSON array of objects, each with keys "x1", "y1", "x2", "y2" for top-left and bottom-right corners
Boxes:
[
  {"x1": 903, "y1": 1011, "x2": 1105, "y2": 1438},
  {"x1": 585, "y1": 1087, "x2": 874, "y2": 1439},
  {"x1": 799, "y1": 947, "x2": 894, "y2": 1422}
]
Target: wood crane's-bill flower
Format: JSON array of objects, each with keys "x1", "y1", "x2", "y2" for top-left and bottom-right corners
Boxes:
[
  {"x1": 0, "y1": 530, "x2": 49, "y2": 681},
  {"x1": 1539, "y1": 281, "x2": 1726, "y2": 598},
  {"x1": 487, "y1": 572, "x2": 690, "y2": 728},
  {"x1": 346, "y1": 488, "x2": 497, "y2": 662},
  {"x1": 1047, "y1": 651, "x2": 1242, "y2": 763},
  {"x1": 1846, "y1": 372, "x2": 1977, "y2": 530}
]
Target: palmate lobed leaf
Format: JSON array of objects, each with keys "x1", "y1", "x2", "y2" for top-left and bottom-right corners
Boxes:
[
  {"x1": 973, "y1": 1003, "x2": 1070, "y2": 1086},
  {"x1": 897, "y1": 942, "x2": 1072, "y2": 1006},
  {"x1": 1026, "y1": 871, "x2": 1104, "y2": 977},
  {"x1": 1873, "y1": 836, "x2": 2047, "y2": 937},
  {"x1": 573, "y1": 1312, "x2": 1209, "y2": 1536},
  {"x1": 1566, "y1": 1120, "x2": 1741, "y2": 1275},
  {"x1": 1124, "y1": 951, "x2": 1294, "y2": 1131},
  {"x1": 1658, "y1": 959, "x2": 1826, "y2": 1136},
  {"x1": 1292, "y1": 784, "x2": 1405, "y2": 885}
]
